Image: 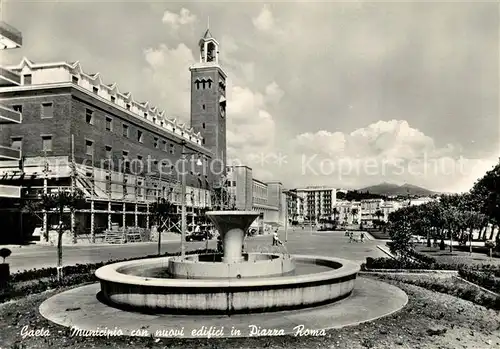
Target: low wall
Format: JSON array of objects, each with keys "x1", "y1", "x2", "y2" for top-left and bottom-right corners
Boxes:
[{"x1": 96, "y1": 254, "x2": 360, "y2": 314}]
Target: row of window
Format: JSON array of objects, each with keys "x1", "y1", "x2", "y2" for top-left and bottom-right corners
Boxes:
[
  {"x1": 85, "y1": 107, "x2": 206, "y2": 146},
  {"x1": 9, "y1": 102, "x2": 205, "y2": 152},
  {"x1": 18, "y1": 78, "x2": 203, "y2": 145}
]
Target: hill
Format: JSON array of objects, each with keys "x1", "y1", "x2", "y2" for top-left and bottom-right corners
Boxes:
[{"x1": 359, "y1": 182, "x2": 435, "y2": 197}]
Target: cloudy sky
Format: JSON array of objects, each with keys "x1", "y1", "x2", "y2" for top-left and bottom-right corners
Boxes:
[{"x1": 2, "y1": 0, "x2": 498, "y2": 192}]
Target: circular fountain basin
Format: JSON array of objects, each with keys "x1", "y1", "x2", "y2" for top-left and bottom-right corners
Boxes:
[
  {"x1": 95, "y1": 254, "x2": 360, "y2": 314},
  {"x1": 168, "y1": 253, "x2": 296, "y2": 278}
]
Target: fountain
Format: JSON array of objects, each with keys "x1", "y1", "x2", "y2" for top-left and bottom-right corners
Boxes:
[{"x1": 95, "y1": 211, "x2": 361, "y2": 314}]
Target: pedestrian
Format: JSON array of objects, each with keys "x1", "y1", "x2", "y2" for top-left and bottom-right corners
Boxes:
[
  {"x1": 217, "y1": 235, "x2": 223, "y2": 252},
  {"x1": 349, "y1": 231, "x2": 353, "y2": 243},
  {"x1": 272, "y1": 230, "x2": 279, "y2": 246},
  {"x1": 360, "y1": 232, "x2": 365, "y2": 243}
]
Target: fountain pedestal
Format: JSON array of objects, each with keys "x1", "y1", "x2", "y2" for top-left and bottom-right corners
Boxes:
[{"x1": 206, "y1": 211, "x2": 259, "y2": 263}]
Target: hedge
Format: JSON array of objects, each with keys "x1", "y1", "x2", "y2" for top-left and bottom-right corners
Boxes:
[
  {"x1": 9, "y1": 248, "x2": 218, "y2": 283},
  {"x1": 376, "y1": 273, "x2": 500, "y2": 310},
  {"x1": 0, "y1": 248, "x2": 218, "y2": 303},
  {"x1": 458, "y1": 268, "x2": 500, "y2": 294},
  {"x1": 363, "y1": 255, "x2": 500, "y2": 294}
]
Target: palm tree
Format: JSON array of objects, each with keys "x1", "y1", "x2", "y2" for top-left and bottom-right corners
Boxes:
[
  {"x1": 374, "y1": 209, "x2": 383, "y2": 230},
  {"x1": 351, "y1": 208, "x2": 359, "y2": 226},
  {"x1": 332, "y1": 207, "x2": 339, "y2": 223}
]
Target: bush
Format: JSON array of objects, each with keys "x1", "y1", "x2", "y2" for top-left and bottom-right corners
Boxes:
[
  {"x1": 362, "y1": 257, "x2": 422, "y2": 270},
  {"x1": 407, "y1": 250, "x2": 437, "y2": 264},
  {"x1": 376, "y1": 273, "x2": 500, "y2": 310},
  {"x1": 361, "y1": 256, "x2": 500, "y2": 272},
  {"x1": 458, "y1": 268, "x2": 500, "y2": 294}
]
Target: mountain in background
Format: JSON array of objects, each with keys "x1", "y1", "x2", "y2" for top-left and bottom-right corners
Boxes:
[{"x1": 358, "y1": 182, "x2": 436, "y2": 197}]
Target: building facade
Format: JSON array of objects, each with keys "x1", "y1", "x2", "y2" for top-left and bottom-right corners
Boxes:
[
  {"x1": 336, "y1": 200, "x2": 361, "y2": 225},
  {"x1": 0, "y1": 29, "x2": 227, "y2": 243},
  {"x1": 226, "y1": 165, "x2": 284, "y2": 225},
  {"x1": 360, "y1": 199, "x2": 385, "y2": 227},
  {"x1": 283, "y1": 189, "x2": 304, "y2": 223},
  {"x1": 294, "y1": 186, "x2": 337, "y2": 221},
  {"x1": 0, "y1": 19, "x2": 23, "y2": 198}
]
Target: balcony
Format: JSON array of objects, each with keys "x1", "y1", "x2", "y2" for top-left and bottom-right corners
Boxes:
[
  {"x1": 0, "y1": 21, "x2": 22, "y2": 49},
  {"x1": 0, "y1": 145, "x2": 21, "y2": 160},
  {"x1": 0, "y1": 66, "x2": 21, "y2": 86},
  {"x1": 0, "y1": 103, "x2": 22, "y2": 123}
]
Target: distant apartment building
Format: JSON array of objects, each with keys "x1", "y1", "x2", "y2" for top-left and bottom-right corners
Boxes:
[
  {"x1": 336, "y1": 200, "x2": 361, "y2": 225},
  {"x1": 294, "y1": 186, "x2": 336, "y2": 221},
  {"x1": 408, "y1": 196, "x2": 436, "y2": 207},
  {"x1": 0, "y1": 19, "x2": 23, "y2": 198},
  {"x1": 360, "y1": 199, "x2": 385, "y2": 226},
  {"x1": 283, "y1": 189, "x2": 304, "y2": 222},
  {"x1": 380, "y1": 200, "x2": 403, "y2": 221}
]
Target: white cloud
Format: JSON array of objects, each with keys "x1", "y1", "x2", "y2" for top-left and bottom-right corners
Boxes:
[
  {"x1": 283, "y1": 120, "x2": 484, "y2": 191},
  {"x1": 162, "y1": 8, "x2": 196, "y2": 30},
  {"x1": 252, "y1": 5, "x2": 275, "y2": 32},
  {"x1": 143, "y1": 43, "x2": 195, "y2": 120},
  {"x1": 264, "y1": 81, "x2": 284, "y2": 104}
]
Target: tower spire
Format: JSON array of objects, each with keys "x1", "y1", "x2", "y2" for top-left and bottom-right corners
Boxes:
[{"x1": 207, "y1": 16, "x2": 210, "y2": 30}]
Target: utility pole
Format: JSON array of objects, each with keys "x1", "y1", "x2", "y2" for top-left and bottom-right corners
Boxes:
[
  {"x1": 181, "y1": 144, "x2": 187, "y2": 258},
  {"x1": 284, "y1": 199, "x2": 288, "y2": 242}
]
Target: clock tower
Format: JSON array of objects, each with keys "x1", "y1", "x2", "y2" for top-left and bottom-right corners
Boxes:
[{"x1": 190, "y1": 26, "x2": 227, "y2": 183}]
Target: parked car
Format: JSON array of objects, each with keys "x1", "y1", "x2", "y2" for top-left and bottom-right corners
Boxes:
[
  {"x1": 186, "y1": 231, "x2": 208, "y2": 241},
  {"x1": 410, "y1": 235, "x2": 425, "y2": 244},
  {"x1": 247, "y1": 228, "x2": 258, "y2": 236}
]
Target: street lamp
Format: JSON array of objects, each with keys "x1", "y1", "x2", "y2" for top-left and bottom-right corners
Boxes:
[{"x1": 180, "y1": 142, "x2": 203, "y2": 258}]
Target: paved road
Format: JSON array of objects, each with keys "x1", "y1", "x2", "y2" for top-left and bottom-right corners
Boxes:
[{"x1": 7, "y1": 229, "x2": 386, "y2": 272}]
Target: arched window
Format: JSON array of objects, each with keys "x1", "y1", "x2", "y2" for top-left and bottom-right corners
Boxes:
[
  {"x1": 195, "y1": 80, "x2": 201, "y2": 90},
  {"x1": 207, "y1": 79, "x2": 213, "y2": 89}
]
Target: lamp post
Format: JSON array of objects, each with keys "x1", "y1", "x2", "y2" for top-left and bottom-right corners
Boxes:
[{"x1": 180, "y1": 142, "x2": 203, "y2": 258}]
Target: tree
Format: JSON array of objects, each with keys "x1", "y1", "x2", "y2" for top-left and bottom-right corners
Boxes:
[
  {"x1": 40, "y1": 188, "x2": 85, "y2": 281},
  {"x1": 469, "y1": 160, "x2": 500, "y2": 248},
  {"x1": 351, "y1": 208, "x2": 359, "y2": 225},
  {"x1": 150, "y1": 198, "x2": 174, "y2": 255},
  {"x1": 332, "y1": 207, "x2": 339, "y2": 223},
  {"x1": 387, "y1": 207, "x2": 414, "y2": 260},
  {"x1": 0, "y1": 248, "x2": 11, "y2": 264}
]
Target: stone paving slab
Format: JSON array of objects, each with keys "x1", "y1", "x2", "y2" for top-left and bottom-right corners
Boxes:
[{"x1": 39, "y1": 277, "x2": 407, "y2": 338}]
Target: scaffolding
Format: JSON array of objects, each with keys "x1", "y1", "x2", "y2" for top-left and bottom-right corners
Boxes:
[{"x1": 0, "y1": 150, "x2": 213, "y2": 244}]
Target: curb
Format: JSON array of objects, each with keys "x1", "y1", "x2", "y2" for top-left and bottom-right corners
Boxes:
[
  {"x1": 453, "y1": 276, "x2": 500, "y2": 297},
  {"x1": 376, "y1": 245, "x2": 395, "y2": 259},
  {"x1": 360, "y1": 269, "x2": 458, "y2": 275}
]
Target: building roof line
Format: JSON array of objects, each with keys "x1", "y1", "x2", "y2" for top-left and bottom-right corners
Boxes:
[{"x1": 8, "y1": 57, "x2": 203, "y2": 142}]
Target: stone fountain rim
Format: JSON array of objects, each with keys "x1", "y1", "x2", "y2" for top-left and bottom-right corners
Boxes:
[{"x1": 95, "y1": 254, "x2": 360, "y2": 288}]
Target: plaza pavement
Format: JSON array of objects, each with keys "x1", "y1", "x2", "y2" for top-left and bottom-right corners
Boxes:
[{"x1": 7, "y1": 229, "x2": 387, "y2": 273}]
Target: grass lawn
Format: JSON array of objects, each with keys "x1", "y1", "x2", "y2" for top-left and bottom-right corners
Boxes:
[
  {"x1": 367, "y1": 230, "x2": 391, "y2": 240},
  {"x1": 414, "y1": 245, "x2": 500, "y2": 267},
  {"x1": 1, "y1": 275, "x2": 499, "y2": 349}
]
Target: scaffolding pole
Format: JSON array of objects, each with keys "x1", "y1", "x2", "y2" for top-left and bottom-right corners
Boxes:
[{"x1": 71, "y1": 134, "x2": 76, "y2": 243}]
